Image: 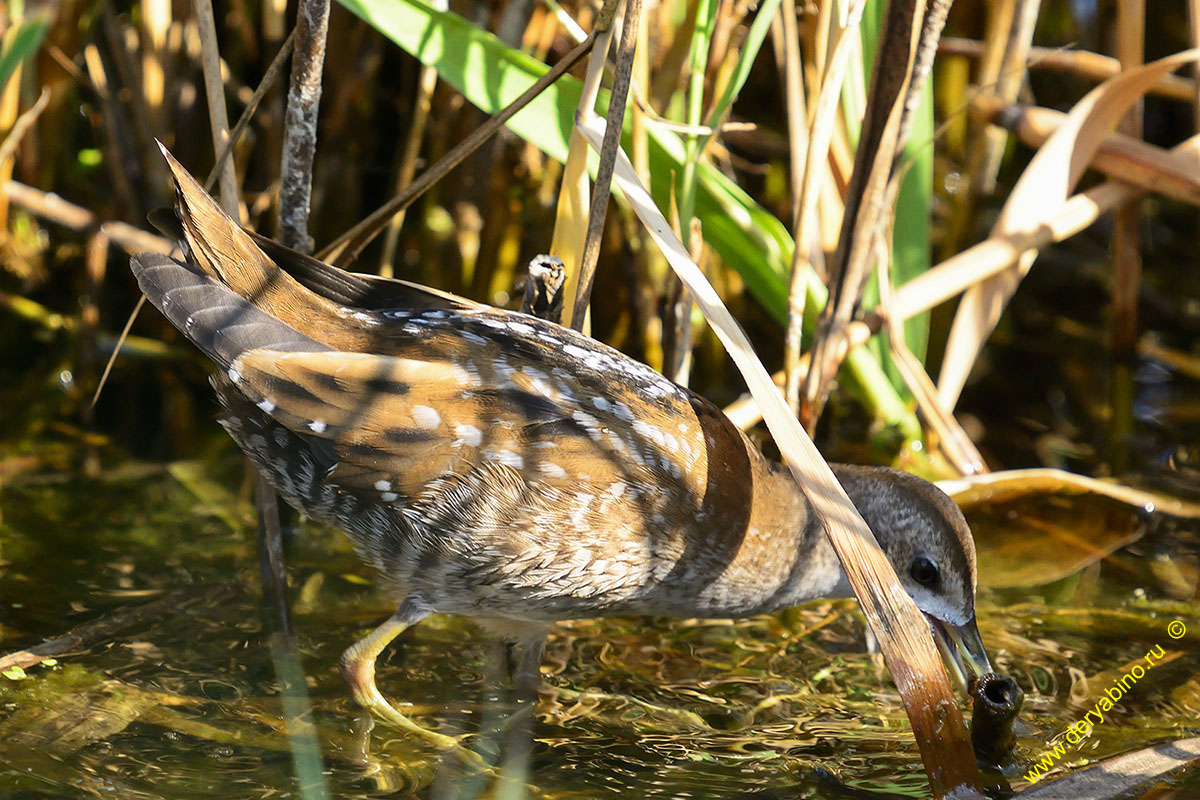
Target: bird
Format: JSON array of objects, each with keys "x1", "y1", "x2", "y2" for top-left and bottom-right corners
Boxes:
[{"x1": 130, "y1": 145, "x2": 992, "y2": 747}]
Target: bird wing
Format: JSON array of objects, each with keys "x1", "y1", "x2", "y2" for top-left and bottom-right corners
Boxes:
[{"x1": 227, "y1": 348, "x2": 697, "y2": 503}]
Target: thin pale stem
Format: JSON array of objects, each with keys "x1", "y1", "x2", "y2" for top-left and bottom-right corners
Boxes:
[
  {"x1": 570, "y1": 0, "x2": 643, "y2": 330},
  {"x1": 191, "y1": 0, "x2": 241, "y2": 217}
]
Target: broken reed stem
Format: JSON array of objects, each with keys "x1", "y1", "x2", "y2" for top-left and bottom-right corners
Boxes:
[
  {"x1": 191, "y1": 0, "x2": 241, "y2": 217},
  {"x1": 321, "y1": 31, "x2": 599, "y2": 268},
  {"x1": 278, "y1": 0, "x2": 331, "y2": 252},
  {"x1": 576, "y1": 116, "x2": 981, "y2": 797},
  {"x1": 570, "y1": 0, "x2": 643, "y2": 330},
  {"x1": 256, "y1": 472, "x2": 332, "y2": 798}
]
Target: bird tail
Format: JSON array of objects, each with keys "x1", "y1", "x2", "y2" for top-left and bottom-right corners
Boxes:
[
  {"x1": 152, "y1": 142, "x2": 346, "y2": 327},
  {"x1": 130, "y1": 251, "x2": 327, "y2": 370}
]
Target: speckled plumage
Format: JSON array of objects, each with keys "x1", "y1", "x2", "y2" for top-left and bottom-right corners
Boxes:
[{"x1": 132, "y1": 146, "x2": 990, "y2": 742}]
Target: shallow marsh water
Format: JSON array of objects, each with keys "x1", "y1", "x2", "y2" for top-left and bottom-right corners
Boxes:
[
  {"x1": 2, "y1": 452, "x2": 1199, "y2": 798},
  {"x1": 4, "y1": 194, "x2": 1200, "y2": 797}
]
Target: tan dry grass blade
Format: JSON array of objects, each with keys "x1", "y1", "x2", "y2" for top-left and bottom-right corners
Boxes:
[
  {"x1": 937, "y1": 49, "x2": 1200, "y2": 410},
  {"x1": 576, "y1": 115, "x2": 982, "y2": 798},
  {"x1": 937, "y1": 468, "x2": 1200, "y2": 519}
]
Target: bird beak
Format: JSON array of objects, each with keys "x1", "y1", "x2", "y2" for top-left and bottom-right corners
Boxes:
[{"x1": 930, "y1": 616, "x2": 992, "y2": 692}]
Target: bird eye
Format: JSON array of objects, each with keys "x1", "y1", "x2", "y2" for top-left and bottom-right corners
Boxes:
[{"x1": 909, "y1": 556, "x2": 940, "y2": 587}]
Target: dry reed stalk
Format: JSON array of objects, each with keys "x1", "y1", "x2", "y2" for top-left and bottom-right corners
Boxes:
[
  {"x1": 379, "y1": 0, "x2": 447, "y2": 278},
  {"x1": 320, "y1": 31, "x2": 600, "y2": 268},
  {"x1": 937, "y1": 50, "x2": 1200, "y2": 410},
  {"x1": 191, "y1": 0, "x2": 241, "y2": 217},
  {"x1": 940, "y1": 37, "x2": 1199, "y2": 103},
  {"x1": 779, "y1": 0, "x2": 807, "y2": 224},
  {"x1": 803, "y1": 0, "x2": 950, "y2": 428},
  {"x1": 258, "y1": 5, "x2": 334, "y2": 774},
  {"x1": 976, "y1": 0, "x2": 1041, "y2": 194},
  {"x1": 577, "y1": 115, "x2": 982, "y2": 798},
  {"x1": 542, "y1": 1, "x2": 607, "y2": 328},
  {"x1": 277, "y1": 0, "x2": 330, "y2": 251},
  {"x1": 630, "y1": 3, "x2": 649, "y2": 181},
  {"x1": 971, "y1": 97, "x2": 1200, "y2": 206},
  {"x1": 3, "y1": 180, "x2": 171, "y2": 254},
  {"x1": 782, "y1": 0, "x2": 863, "y2": 415},
  {"x1": 549, "y1": 17, "x2": 611, "y2": 331},
  {"x1": 206, "y1": 32, "x2": 296, "y2": 194},
  {"x1": 874, "y1": 238, "x2": 986, "y2": 476},
  {"x1": 571, "y1": 0, "x2": 643, "y2": 329},
  {"x1": 1111, "y1": 0, "x2": 1145, "y2": 361},
  {"x1": 0, "y1": 89, "x2": 48, "y2": 174}
]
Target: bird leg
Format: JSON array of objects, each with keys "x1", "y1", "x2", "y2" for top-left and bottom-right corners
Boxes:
[
  {"x1": 497, "y1": 630, "x2": 547, "y2": 791},
  {"x1": 338, "y1": 598, "x2": 462, "y2": 750},
  {"x1": 512, "y1": 630, "x2": 548, "y2": 696}
]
